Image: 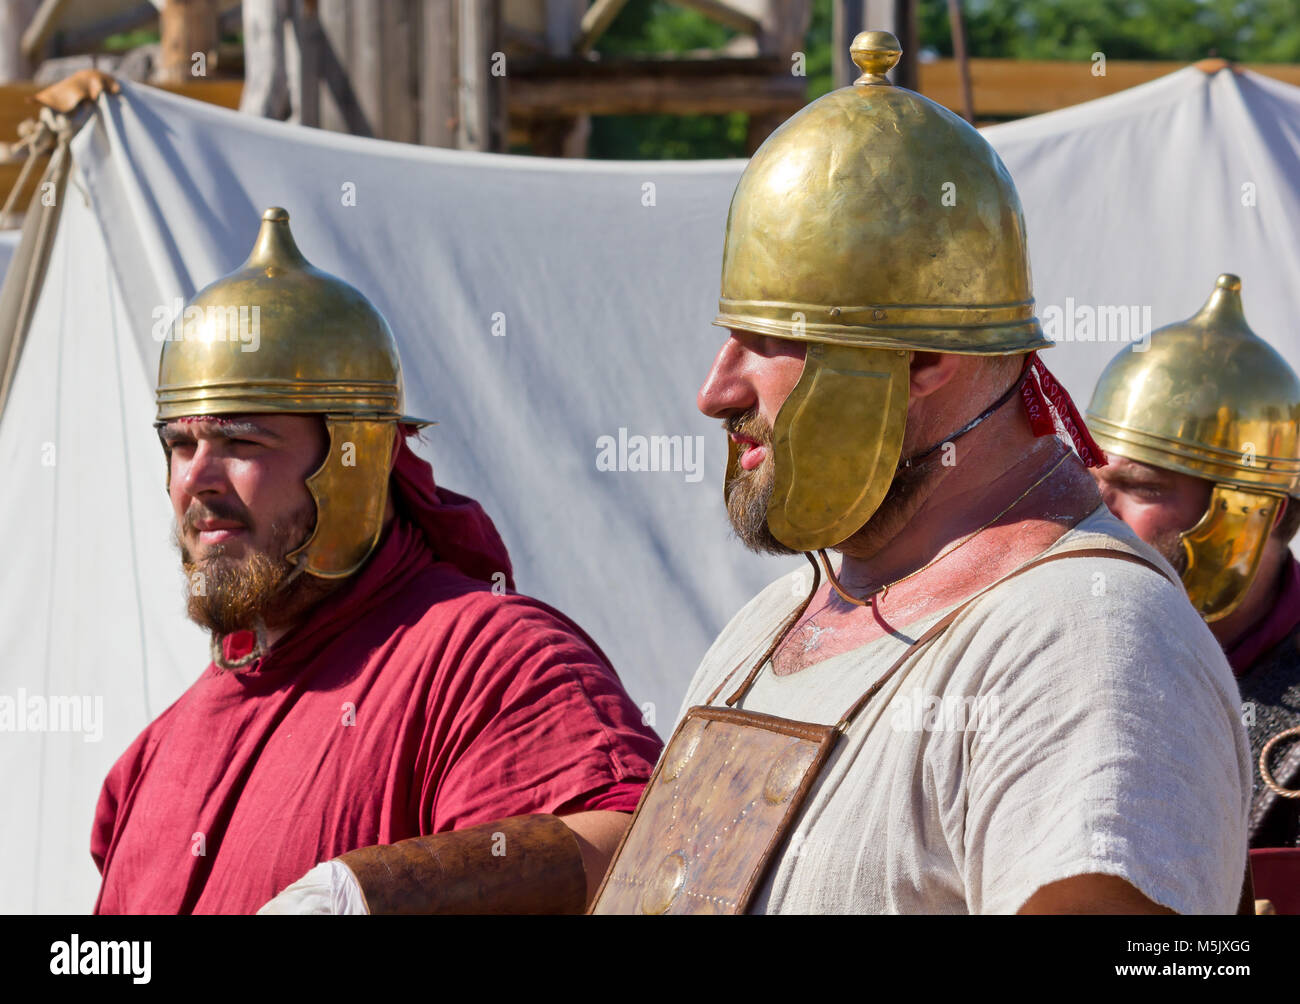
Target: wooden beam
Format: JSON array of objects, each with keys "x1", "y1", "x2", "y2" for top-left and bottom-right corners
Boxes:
[
  {"x1": 508, "y1": 56, "x2": 805, "y2": 117},
  {"x1": 832, "y1": 0, "x2": 864, "y2": 88},
  {"x1": 504, "y1": 25, "x2": 548, "y2": 53},
  {"x1": 286, "y1": 0, "x2": 322, "y2": 127},
  {"x1": 1, "y1": 1, "x2": 40, "y2": 83},
  {"x1": 316, "y1": 0, "x2": 373, "y2": 136},
  {"x1": 892, "y1": 0, "x2": 917, "y2": 90},
  {"x1": 19, "y1": 0, "x2": 71, "y2": 62},
  {"x1": 747, "y1": 1, "x2": 810, "y2": 148},
  {"x1": 917, "y1": 57, "x2": 1300, "y2": 118},
  {"x1": 543, "y1": 1, "x2": 589, "y2": 157},
  {"x1": 755, "y1": 0, "x2": 809, "y2": 55},
  {"x1": 352, "y1": 0, "x2": 383, "y2": 135},
  {"x1": 420, "y1": 0, "x2": 457, "y2": 147},
  {"x1": 241, "y1": 0, "x2": 287, "y2": 118},
  {"x1": 575, "y1": 0, "x2": 630, "y2": 56},
  {"x1": 947, "y1": 0, "x2": 973, "y2": 122},
  {"x1": 380, "y1": 0, "x2": 416, "y2": 142},
  {"x1": 457, "y1": 0, "x2": 503, "y2": 151},
  {"x1": 159, "y1": 0, "x2": 220, "y2": 85}
]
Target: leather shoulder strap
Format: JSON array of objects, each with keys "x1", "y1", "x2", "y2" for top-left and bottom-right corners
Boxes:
[{"x1": 834, "y1": 545, "x2": 1173, "y2": 731}]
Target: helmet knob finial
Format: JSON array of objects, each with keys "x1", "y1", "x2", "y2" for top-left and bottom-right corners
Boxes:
[
  {"x1": 245, "y1": 205, "x2": 307, "y2": 273},
  {"x1": 1194, "y1": 273, "x2": 1247, "y2": 330},
  {"x1": 850, "y1": 30, "x2": 902, "y2": 85}
]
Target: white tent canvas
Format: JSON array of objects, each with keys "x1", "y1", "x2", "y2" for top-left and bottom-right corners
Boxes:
[
  {"x1": 986, "y1": 64, "x2": 1300, "y2": 401},
  {"x1": 2, "y1": 62, "x2": 1298, "y2": 913},
  {"x1": 0, "y1": 230, "x2": 18, "y2": 277}
]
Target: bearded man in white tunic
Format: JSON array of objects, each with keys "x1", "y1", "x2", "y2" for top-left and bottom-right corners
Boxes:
[{"x1": 589, "y1": 32, "x2": 1250, "y2": 916}]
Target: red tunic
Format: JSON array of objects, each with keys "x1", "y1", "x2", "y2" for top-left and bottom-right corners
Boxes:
[
  {"x1": 1225, "y1": 554, "x2": 1300, "y2": 676},
  {"x1": 91, "y1": 443, "x2": 662, "y2": 914}
]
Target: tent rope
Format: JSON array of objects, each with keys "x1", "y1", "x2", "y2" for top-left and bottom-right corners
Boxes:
[{"x1": 0, "y1": 107, "x2": 75, "y2": 228}]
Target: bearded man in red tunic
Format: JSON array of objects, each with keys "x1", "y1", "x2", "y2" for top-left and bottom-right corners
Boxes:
[{"x1": 91, "y1": 207, "x2": 661, "y2": 915}]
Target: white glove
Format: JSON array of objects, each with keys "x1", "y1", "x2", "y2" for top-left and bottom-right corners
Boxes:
[{"x1": 256, "y1": 860, "x2": 370, "y2": 915}]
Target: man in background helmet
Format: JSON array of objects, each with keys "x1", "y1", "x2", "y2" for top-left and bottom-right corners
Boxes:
[
  {"x1": 1087, "y1": 274, "x2": 1300, "y2": 857},
  {"x1": 590, "y1": 33, "x2": 1249, "y2": 915},
  {"x1": 91, "y1": 208, "x2": 662, "y2": 915}
]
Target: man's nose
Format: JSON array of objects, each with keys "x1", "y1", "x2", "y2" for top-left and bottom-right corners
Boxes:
[
  {"x1": 697, "y1": 336, "x2": 755, "y2": 419},
  {"x1": 176, "y1": 440, "x2": 228, "y2": 498}
]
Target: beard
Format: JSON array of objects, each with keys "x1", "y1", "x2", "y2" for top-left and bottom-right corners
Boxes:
[
  {"x1": 1147, "y1": 524, "x2": 1190, "y2": 575},
  {"x1": 174, "y1": 497, "x2": 338, "y2": 642},
  {"x1": 724, "y1": 411, "x2": 793, "y2": 555},
  {"x1": 722, "y1": 410, "x2": 934, "y2": 557}
]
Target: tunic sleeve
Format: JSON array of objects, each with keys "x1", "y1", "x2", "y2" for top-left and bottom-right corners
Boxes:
[
  {"x1": 90, "y1": 721, "x2": 158, "y2": 877},
  {"x1": 419, "y1": 594, "x2": 663, "y2": 831},
  {"x1": 955, "y1": 558, "x2": 1251, "y2": 914}
]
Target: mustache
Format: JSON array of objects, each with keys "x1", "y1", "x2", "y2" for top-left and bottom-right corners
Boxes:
[
  {"x1": 723, "y1": 410, "x2": 771, "y2": 445},
  {"x1": 182, "y1": 498, "x2": 253, "y2": 535}
]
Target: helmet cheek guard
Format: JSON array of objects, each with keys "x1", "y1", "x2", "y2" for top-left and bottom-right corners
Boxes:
[
  {"x1": 767, "y1": 345, "x2": 910, "y2": 552},
  {"x1": 288, "y1": 418, "x2": 398, "y2": 579},
  {"x1": 1180, "y1": 486, "x2": 1280, "y2": 623}
]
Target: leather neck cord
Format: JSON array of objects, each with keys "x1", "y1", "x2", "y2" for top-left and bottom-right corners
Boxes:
[{"x1": 898, "y1": 367, "x2": 1030, "y2": 470}]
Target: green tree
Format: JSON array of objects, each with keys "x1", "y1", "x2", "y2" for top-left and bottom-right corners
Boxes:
[{"x1": 588, "y1": 0, "x2": 748, "y2": 159}]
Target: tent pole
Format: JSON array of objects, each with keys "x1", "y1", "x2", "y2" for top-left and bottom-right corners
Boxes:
[
  {"x1": 0, "y1": 106, "x2": 82, "y2": 421},
  {"x1": 947, "y1": 0, "x2": 974, "y2": 123}
]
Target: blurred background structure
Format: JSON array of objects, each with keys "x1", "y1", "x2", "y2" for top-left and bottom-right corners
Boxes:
[{"x1": 2, "y1": 0, "x2": 1299, "y2": 209}]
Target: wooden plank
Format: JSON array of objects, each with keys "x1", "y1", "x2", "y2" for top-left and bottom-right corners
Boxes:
[
  {"x1": 575, "y1": 0, "x2": 628, "y2": 56},
  {"x1": 748, "y1": 0, "x2": 810, "y2": 149},
  {"x1": 946, "y1": 0, "x2": 973, "y2": 123},
  {"x1": 317, "y1": 0, "x2": 348, "y2": 133},
  {"x1": 158, "y1": 79, "x2": 245, "y2": 107},
  {"x1": 287, "y1": 0, "x2": 323, "y2": 127},
  {"x1": 543, "y1": 0, "x2": 587, "y2": 157},
  {"x1": 832, "y1": 0, "x2": 865, "y2": 88},
  {"x1": 352, "y1": 0, "x2": 384, "y2": 137},
  {"x1": 918, "y1": 57, "x2": 1300, "y2": 118},
  {"x1": 457, "y1": 0, "x2": 503, "y2": 151},
  {"x1": 419, "y1": 0, "x2": 458, "y2": 148},
  {"x1": 508, "y1": 58, "x2": 805, "y2": 116},
  {"x1": 4, "y1": 0, "x2": 44, "y2": 80},
  {"x1": 381, "y1": 0, "x2": 417, "y2": 143},
  {"x1": 159, "y1": 0, "x2": 220, "y2": 85},
  {"x1": 755, "y1": 0, "x2": 809, "y2": 56},
  {"x1": 894, "y1": 0, "x2": 917, "y2": 91},
  {"x1": 241, "y1": 0, "x2": 288, "y2": 118},
  {"x1": 20, "y1": 0, "x2": 71, "y2": 62}
]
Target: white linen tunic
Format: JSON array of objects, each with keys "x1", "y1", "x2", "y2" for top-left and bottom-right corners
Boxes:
[{"x1": 673, "y1": 507, "x2": 1251, "y2": 914}]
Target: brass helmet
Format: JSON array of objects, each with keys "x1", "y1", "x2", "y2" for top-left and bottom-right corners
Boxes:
[
  {"x1": 1086, "y1": 274, "x2": 1300, "y2": 621},
  {"x1": 155, "y1": 206, "x2": 432, "y2": 579},
  {"x1": 714, "y1": 31, "x2": 1049, "y2": 552}
]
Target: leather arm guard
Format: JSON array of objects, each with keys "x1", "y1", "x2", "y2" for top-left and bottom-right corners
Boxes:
[{"x1": 336, "y1": 814, "x2": 587, "y2": 915}]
